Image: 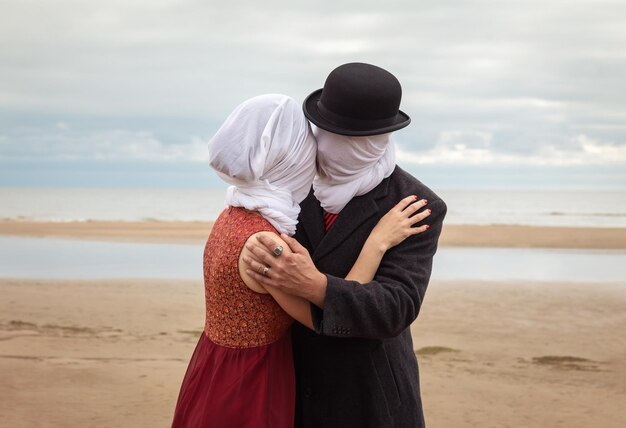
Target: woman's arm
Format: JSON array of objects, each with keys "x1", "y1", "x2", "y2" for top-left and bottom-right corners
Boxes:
[{"x1": 346, "y1": 195, "x2": 430, "y2": 283}]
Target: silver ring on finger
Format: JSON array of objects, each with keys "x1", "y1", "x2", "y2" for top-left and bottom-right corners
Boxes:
[
  {"x1": 273, "y1": 245, "x2": 284, "y2": 257},
  {"x1": 263, "y1": 266, "x2": 270, "y2": 276}
]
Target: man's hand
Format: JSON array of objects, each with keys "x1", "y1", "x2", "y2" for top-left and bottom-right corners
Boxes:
[{"x1": 243, "y1": 233, "x2": 328, "y2": 308}]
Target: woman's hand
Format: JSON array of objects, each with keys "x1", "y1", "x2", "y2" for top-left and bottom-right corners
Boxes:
[
  {"x1": 369, "y1": 195, "x2": 431, "y2": 252},
  {"x1": 344, "y1": 195, "x2": 431, "y2": 284}
]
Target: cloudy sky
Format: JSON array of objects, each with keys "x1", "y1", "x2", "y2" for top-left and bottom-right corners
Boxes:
[{"x1": 1, "y1": 0, "x2": 625, "y2": 189}]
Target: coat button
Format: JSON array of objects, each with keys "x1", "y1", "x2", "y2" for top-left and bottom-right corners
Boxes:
[{"x1": 304, "y1": 387, "x2": 313, "y2": 398}]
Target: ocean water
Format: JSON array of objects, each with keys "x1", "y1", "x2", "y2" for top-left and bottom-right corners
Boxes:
[
  {"x1": 1, "y1": 187, "x2": 625, "y2": 227},
  {"x1": 1, "y1": 237, "x2": 624, "y2": 282}
]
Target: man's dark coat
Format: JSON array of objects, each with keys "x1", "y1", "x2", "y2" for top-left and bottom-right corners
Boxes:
[{"x1": 292, "y1": 166, "x2": 447, "y2": 428}]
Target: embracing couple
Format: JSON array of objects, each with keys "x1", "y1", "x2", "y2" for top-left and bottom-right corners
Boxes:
[{"x1": 171, "y1": 62, "x2": 447, "y2": 428}]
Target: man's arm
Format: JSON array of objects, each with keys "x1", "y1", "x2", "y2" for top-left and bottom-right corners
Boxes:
[
  {"x1": 246, "y1": 198, "x2": 447, "y2": 340},
  {"x1": 239, "y1": 232, "x2": 315, "y2": 330},
  {"x1": 245, "y1": 235, "x2": 328, "y2": 307}
]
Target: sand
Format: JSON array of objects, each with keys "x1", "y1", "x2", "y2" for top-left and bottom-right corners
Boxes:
[
  {"x1": 0, "y1": 220, "x2": 214, "y2": 244},
  {"x1": 1, "y1": 220, "x2": 625, "y2": 249},
  {"x1": 1, "y1": 220, "x2": 624, "y2": 426},
  {"x1": 1, "y1": 278, "x2": 625, "y2": 428}
]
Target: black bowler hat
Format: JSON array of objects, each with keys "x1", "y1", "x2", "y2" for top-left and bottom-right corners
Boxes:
[{"x1": 303, "y1": 62, "x2": 411, "y2": 136}]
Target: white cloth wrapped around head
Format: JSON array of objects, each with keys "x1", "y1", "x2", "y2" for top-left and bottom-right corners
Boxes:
[
  {"x1": 313, "y1": 127, "x2": 396, "y2": 214},
  {"x1": 209, "y1": 94, "x2": 317, "y2": 235}
]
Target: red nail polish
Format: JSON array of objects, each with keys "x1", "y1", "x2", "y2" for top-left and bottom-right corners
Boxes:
[
  {"x1": 424, "y1": 199, "x2": 428, "y2": 204},
  {"x1": 425, "y1": 225, "x2": 430, "y2": 230},
  {"x1": 413, "y1": 195, "x2": 418, "y2": 200},
  {"x1": 427, "y1": 209, "x2": 432, "y2": 214}
]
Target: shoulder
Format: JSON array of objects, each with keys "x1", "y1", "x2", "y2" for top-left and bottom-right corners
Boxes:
[
  {"x1": 227, "y1": 206, "x2": 280, "y2": 233},
  {"x1": 385, "y1": 166, "x2": 447, "y2": 211}
]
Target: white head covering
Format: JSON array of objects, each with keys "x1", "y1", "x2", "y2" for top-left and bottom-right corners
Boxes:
[
  {"x1": 313, "y1": 127, "x2": 396, "y2": 214},
  {"x1": 209, "y1": 94, "x2": 317, "y2": 235}
]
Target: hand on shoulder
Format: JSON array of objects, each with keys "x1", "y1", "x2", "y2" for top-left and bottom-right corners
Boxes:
[
  {"x1": 239, "y1": 232, "x2": 291, "y2": 294},
  {"x1": 370, "y1": 195, "x2": 432, "y2": 252}
]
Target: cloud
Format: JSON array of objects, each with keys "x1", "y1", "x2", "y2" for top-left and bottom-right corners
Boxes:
[
  {"x1": 438, "y1": 130, "x2": 493, "y2": 148},
  {"x1": 0, "y1": 0, "x2": 625, "y2": 173},
  {"x1": 397, "y1": 133, "x2": 626, "y2": 166},
  {"x1": 0, "y1": 127, "x2": 208, "y2": 162},
  {"x1": 84, "y1": 131, "x2": 208, "y2": 162}
]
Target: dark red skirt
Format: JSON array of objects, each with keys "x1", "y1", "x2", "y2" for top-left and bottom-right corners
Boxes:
[{"x1": 171, "y1": 331, "x2": 295, "y2": 428}]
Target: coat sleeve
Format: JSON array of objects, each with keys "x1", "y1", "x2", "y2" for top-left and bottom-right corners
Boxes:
[{"x1": 310, "y1": 198, "x2": 447, "y2": 340}]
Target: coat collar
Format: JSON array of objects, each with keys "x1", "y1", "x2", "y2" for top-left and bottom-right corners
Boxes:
[{"x1": 299, "y1": 168, "x2": 394, "y2": 262}]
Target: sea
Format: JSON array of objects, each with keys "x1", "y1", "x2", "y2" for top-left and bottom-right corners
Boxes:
[
  {"x1": 0, "y1": 236, "x2": 624, "y2": 282},
  {"x1": 1, "y1": 187, "x2": 625, "y2": 227},
  {"x1": 1, "y1": 187, "x2": 624, "y2": 281}
]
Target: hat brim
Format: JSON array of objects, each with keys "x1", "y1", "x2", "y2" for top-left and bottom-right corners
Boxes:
[{"x1": 302, "y1": 88, "x2": 411, "y2": 136}]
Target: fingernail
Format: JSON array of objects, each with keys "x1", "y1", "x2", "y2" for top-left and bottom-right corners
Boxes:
[
  {"x1": 423, "y1": 199, "x2": 428, "y2": 204},
  {"x1": 413, "y1": 195, "x2": 418, "y2": 200},
  {"x1": 425, "y1": 225, "x2": 430, "y2": 230},
  {"x1": 427, "y1": 209, "x2": 432, "y2": 214}
]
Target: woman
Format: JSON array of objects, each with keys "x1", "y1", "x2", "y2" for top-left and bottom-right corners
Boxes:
[{"x1": 170, "y1": 94, "x2": 431, "y2": 427}]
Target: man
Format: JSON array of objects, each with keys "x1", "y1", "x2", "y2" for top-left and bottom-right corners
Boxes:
[{"x1": 246, "y1": 62, "x2": 447, "y2": 428}]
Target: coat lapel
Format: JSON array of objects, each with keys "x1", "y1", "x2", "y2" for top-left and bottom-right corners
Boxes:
[
  {"x1": 298, "y1": 189, "x2": 325, "y2": 250},
  {"x1": 311, "y1": 174, "x2": 392, "y2": 262}
]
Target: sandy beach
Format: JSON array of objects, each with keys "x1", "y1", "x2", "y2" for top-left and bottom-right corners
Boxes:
[
  {"x1": 1, "y1": 219, "x2": 625, "y2": 249},
  {"x1": 1, "y1": 278, "x2": 624, "y2": 428},
  {"x1": 1, "y1": 221, "x2": 625, "y2": 426}
]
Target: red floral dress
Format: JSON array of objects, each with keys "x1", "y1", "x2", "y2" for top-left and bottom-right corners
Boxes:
[{"x1": 171, "y1": 207, "x2": 294, "y2": 428}]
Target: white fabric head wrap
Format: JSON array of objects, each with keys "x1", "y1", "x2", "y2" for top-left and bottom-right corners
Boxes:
[
  {"x1": 209, "y1": 94, "x2": 317, "y2": 235},
  {"x1": 313, "y1": 127, "x2": 396, "y2": 214}
]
